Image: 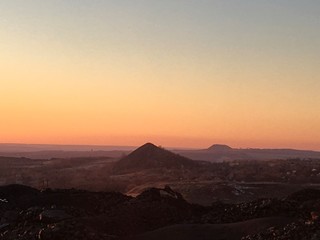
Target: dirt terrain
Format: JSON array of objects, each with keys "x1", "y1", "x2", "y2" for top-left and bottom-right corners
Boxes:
[
  {"x1": 1, "y1": 185, "x2": 320, "y2": 240},
  {"x1": 2, "y1": 143, "x2": 320, "y2": 239},
  {"x1": 2, "y1": 143, "x2": 320, "y2": 205}
]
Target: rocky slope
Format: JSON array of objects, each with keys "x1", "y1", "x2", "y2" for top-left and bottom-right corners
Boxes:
[{"x1": 1, "y1": 185, "x2": 320, "y2": 239}]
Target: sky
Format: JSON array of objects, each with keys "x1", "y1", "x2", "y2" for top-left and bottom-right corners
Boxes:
[{"x1": 0, "y1": 0, "x2": 319, "y2": 149}]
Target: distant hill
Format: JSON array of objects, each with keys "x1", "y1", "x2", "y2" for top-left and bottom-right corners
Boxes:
[
  {"x1": 2, "y1": 143, "x2": 320, "y2": 163},
  {"x1": 113, "y1": 143, "x2": 198, "y2": 173},
  {"x1": 207, "y1": 144, "x2": 233, "y2": 151},
  {"x1": 175, "y1": 145, "x2": 320, "y2": 162}
]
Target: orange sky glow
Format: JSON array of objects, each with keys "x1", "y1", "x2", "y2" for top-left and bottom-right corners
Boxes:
[{"x1": 0, "y1": 1, "x2": 319, "y2": 150}]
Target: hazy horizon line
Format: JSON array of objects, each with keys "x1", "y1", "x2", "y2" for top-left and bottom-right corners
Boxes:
[{"x1": 0, "y1": 141, "x2": 319, "y2": 152}]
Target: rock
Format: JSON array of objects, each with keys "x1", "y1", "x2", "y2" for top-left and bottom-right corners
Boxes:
[
  {"x1": 1, "y1": 210, "x2": 20, "y2": 223},
  {"x1": 39, "y1": 210, "x2": 72, "y2": 223},
  {"x1": 38, "y1": 225, "x2": 63, "y2": 240},
  {"x1": 2, "y1": 184, "x2": 320, "y2": 240},
  {"x1": 311, "y1": 211, "x2": 319, "y2": 221},
  {"x1": 0, "y1": 223, "x2": 10, "y2": 232},
  {"x1": 137, "y1": 186, "x2": 185, "y2": 202},
  {"x1": 287, "y1": 189, "x2": 320, "y2": 203}
]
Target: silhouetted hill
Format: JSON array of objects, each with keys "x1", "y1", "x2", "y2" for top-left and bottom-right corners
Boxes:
[
  {"x1": 113, "y1": 143, "x2": 198, "y2": 173},
  {"x1": 207, "y1": 144, "x2": 233, "y2": 151},
  {"x1": 176, "y1": 146, "x2": 320, "y2": 162}
]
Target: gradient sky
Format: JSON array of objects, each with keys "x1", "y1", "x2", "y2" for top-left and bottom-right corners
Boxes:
[{"x1": 0, "y1": 0, "x2": 319, "y2": 149}]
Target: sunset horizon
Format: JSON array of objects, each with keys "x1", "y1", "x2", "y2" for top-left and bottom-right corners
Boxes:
[
  {"x1": 2, "y1": 2, "x2": 320, "y2": 238},
  {"x1": 1, "y1": 1, "x2": 319, "y2": 151},
  {"x1": 0, "y1": 140, "x2": 319, "y2": 151}
]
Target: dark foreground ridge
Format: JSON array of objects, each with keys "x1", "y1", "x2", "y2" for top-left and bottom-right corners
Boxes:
[{"x1": 1, "y1": 185, "x2": 320, "y2": 239}]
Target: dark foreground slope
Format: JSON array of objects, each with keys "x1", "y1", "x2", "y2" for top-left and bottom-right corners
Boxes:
[
  {"x1": 1, "y1": 185, "x2": 320, "y2": 240},
  {"x1": 130, "y1": 218, "x2": 293, "y2": 240}
]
